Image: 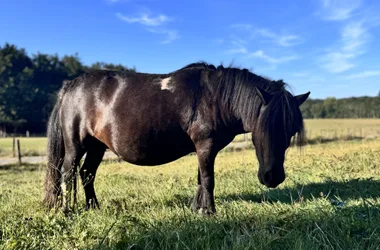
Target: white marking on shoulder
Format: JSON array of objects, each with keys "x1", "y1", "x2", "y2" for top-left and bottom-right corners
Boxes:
[
  {"x1": 115, "y1": 75, "x2": 127, "y2": 86},
  {"x1": 160, "y1": 77, "x2": 174, "y2": 92}
]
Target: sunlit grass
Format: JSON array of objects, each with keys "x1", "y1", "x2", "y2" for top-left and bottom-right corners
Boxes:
[
  {"x1": 0, "y1": 137, "x2": 46, "y2": 157},
  {"x1": 234, "y1": 118, "x2": 380, "y2": 142},
  {"x1": 1, "y1": 139, "x2": 380, "y2": 249}
]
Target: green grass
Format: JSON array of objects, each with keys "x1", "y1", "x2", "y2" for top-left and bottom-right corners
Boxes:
[
  {"x1": 0, "y1": 137, "x2": 47, "y2": 157},
  {"x1": 1, "y1": 139, "x2": 380, "y2": 249}
]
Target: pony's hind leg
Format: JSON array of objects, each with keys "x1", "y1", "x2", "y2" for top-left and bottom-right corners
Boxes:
[
  {"x1": 60, "y1": 144, "x2": 85, "y2": 212},
  {"x1": 79, "y1": 143, "x2": 106, "y2": 210}
]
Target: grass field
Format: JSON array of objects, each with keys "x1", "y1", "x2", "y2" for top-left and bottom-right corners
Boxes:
[
  {"x1": 1, "y1": 138, "x2": 380, "y2": 249},
  {"x1": 233, "y1": 119, "x2": 380, "y2": 143},
  {"x1": 1, "y1": 119, "x2": 380, "y2": 158},
  {"x1": 0, "y1": 137, "x2": 46, "y2": 157}
]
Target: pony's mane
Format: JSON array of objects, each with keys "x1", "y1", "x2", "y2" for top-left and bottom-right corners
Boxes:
[
  {"x1": 180, "y1": 61, "x2": 305, "y2": 148},
  {"x1": 179, "y1": 61, "x2": 286, "y2": 92}
]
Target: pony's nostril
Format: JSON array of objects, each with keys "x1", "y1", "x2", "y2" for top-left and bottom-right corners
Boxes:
[{"x1": 264, "y1": 171, "x2": 273, "y2": 184}]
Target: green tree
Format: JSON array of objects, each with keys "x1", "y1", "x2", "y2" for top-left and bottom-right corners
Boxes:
[
  {"x1": 27, "y1": 53, "x2": 68, "y2": 131},
  {"x1": 323, "y1": 97, "x2": 337, "y2": 118},
  {"x1": 90, "y1": 62, "x2": 136, "y2": 72},
  {"x1": 62, "y1": 54, "x2": 85, "y2": 78},
  {"x1": 0, "y1": 43, "x2": 136, "y2": 133},
  {"x1": 0, "y1": 43, "x2": 34, "y2": 131}
]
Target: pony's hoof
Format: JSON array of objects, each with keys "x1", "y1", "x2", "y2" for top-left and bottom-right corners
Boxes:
[
  {"x1": 191, "y1": 202, "x2": 201, "y2": 213},
  {"x1": 85, "y1": 199, "x2": 100, "y2": 210},
  {"x1": 62, "y1": 206, "x2": 71, "y2": 215},
  {"x1": 201, "y1": 207, "x2": 216, "y2": 216}
]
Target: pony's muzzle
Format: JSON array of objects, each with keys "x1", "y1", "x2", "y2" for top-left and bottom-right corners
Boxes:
[{"x1": 258, "y1": 169, "x2": 285, "y2": 188}]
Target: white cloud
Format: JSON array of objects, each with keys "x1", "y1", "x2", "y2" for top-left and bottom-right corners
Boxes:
[
  {"x1": 320, "y1": 20, "x2": 370, "y2": 73},
  {"x1": 318, "y1": 0, "x2": 361, "y2": 21},
  {"x1": 230, "y1": 36, "x2": 248, "y2": 46},
  {"x1": 255, "y1": 28, "x2": 303, "y2": 47},
  {"x1": 248, "y1": 50, "x2": 299, "y2": 64},
  {"x1": 316, "y1": 1, "x2": 379, "y2": 74},
  {"x1": 224, "y1": 36, "x2": 249, "y2": 55},
  {"x1": 253, "y1": 29, "x2": 303, "y2": 47},
  {"x1": 321, "y1": 52, "x2": 356, "y2": 73},
  {"x1": 116, "y1": 12, "x2": 178, "y2": 44},
  {"x1": 224, "y1": 29, "x2": 300, "y2": 64},
  {"x1": 346, "y1": 70, "x2": 380, "y2": 79},
  {"x1": 224, "y1": 25, "x2": 301, "y2": 68},
  {"x1": 224, "y1": 42, "x2": 299, "y2": 65},
  {"x1": 116, "y1": 12, "x2": 172, "y2": 26},
  {"x1": 342, "y1": 20, "x2": 368, "y2": 51},
  {"x1": 277, "y1": 35, "x2": 303, "y2": 47},
  {"x1": 253, "y1": 28, "x2": 303, "y2": 47},
  {"x1": 231, "y1": 25, "x2": 303, "y2": 47},
  {"x1": 256, "y1": 28, "x2": 276, "y2": 38},
  {"x1": 146, "y1": 28, "x2": 179, "y2": 44}
]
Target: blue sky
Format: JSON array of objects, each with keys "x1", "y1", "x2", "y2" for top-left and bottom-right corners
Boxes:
[{"x1": 1, "y1": 0, "x2": 380, "y2": 99}]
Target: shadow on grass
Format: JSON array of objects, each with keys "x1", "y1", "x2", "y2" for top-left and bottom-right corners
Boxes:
[
  {"x1": 0, "y1": 156, "x2": 120, "y2": 173},
  {"x1": 304, "y1": 135, "x2": 365, "y2": 145},
  {"x1": 224, "y1": 136, "x2": 367, "y2": 153},
  {"x1": 152, "y1": 178, "x2": 380, "y2": 214},
  {"x1": 219, "y1": 178, "x2": 380, "y2": 205},
  {"x1": 0, "y1": 162, "x2": 44, "y2": 172},
  {"x1": 87, "y1": 186, "x2": 380, "y2": 250},
  {"x1": 104, "y1": 178, "x2": 380, "y2": 213}
]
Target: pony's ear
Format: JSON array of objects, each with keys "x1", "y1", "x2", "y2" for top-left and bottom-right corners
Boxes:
[
  {"x1": 256, "y1": 87, "x2": 272, "y2": 105},
  {"x1": 295, "y1": 91, "x2": 310, "y2": 106}
]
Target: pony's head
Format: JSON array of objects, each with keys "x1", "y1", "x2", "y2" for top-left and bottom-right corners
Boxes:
[{"x1": 253, "y1": 86, "x2": 310, "y2": 188}]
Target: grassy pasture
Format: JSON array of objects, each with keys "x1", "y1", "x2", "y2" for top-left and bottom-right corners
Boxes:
[
  {"x1": 1, "y1": 138, "x2": 380, "y2": 249},
  {"x1": 234, "y1": 118, "x2": 380, "y2": 143},
  {"x1": 0, "y1": 137, "x2": 46, "y2": 158}
]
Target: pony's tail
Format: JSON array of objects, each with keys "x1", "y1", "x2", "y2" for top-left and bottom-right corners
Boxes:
[{"x1": 43, "y1": 95, "x2": 65, "y2": 209}]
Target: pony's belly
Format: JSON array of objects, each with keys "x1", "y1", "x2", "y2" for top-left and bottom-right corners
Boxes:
[
  {"x1": 118, "y1": 144, "x2": 195, "y2": 166},
  {"x1": 115, "y1": 136, "x2": 195, "y2": 166}
]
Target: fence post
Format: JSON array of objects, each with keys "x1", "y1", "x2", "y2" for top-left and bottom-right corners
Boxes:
[
  {"x1": 13, "y1": 137, "x2": 16, "y2": 157},
  {"x1": 17, "y1": 139, "x2": 21, "y2": 165}
]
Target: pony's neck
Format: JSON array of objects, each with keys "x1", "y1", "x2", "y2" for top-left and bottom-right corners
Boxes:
[{"x1": 207, "y1": 68, "x2": 266, "y2": 133}]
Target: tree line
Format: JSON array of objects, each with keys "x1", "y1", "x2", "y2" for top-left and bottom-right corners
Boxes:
[
  {"x1": 0, "y1": 43, "x2": 135, "y2": 135},
  {"x1": 0, "y1": 43, "x2": 379, "y2": 135},
  {"x1": 300, "y1": 95, "x2": 380, "y2": 119}
]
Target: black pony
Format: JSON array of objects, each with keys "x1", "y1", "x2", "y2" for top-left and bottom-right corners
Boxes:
[{"x1": 43, "y1": 62, "x2": 310, "y2": 215}]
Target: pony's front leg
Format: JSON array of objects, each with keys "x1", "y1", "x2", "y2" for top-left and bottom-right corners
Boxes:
[
  {"x1": 192, "y1": 140, "x2": 217, "y2": 215},
  {"x1": 192, "y1": 167, "x2": 202, "y2": 212}
]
